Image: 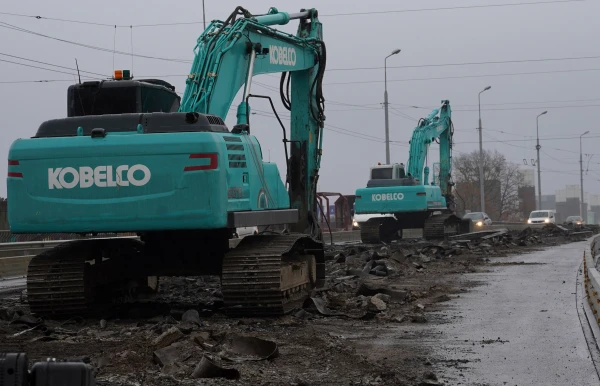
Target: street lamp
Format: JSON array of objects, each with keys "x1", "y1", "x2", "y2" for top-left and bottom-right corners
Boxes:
[
  {"x1": 384, "y1": 49, "x2": 401, "y2": 164},
  {"x1": 580, "y1": 130, "x2": 590, "y2": 218},
  {"x1": 535, "y1": 111, "x2": 547, "y2": 210},
  {"x1": 478, "y1": 86, "x2": 491, "y2": 213}
]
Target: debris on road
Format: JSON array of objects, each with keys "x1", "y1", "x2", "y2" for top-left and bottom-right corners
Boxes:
[{"x1": 0, "y1": 227, "x2": 588, "y2": 385}]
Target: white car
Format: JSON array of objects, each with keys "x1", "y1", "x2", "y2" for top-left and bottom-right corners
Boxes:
[
  {"x1": 233, "y1": 226, "x2": 259, "y2": 238},
  {"x1": 527, "y1": 210, "x2": 556, "y2": 224}
]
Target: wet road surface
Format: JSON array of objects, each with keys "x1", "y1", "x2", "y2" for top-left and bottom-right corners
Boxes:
[{"x1": 435, "y1": 241, "x2": 600, "y2": 385}]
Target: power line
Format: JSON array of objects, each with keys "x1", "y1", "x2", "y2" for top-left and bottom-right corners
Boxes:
[
  {"x1": 0, "y1": 21, "x2": 191, "y2": 63},
  {"x1": 0, "y1": 79, "x2": 74, "y2": 84},
  {"x1": 0, "y1": 52, "x2": 107, "y2": 78},
  {"x1": 0, "y1": 1, "x2": 583, "y2": 28},
  {"x1": 320, "y1": 0, "x2": 584, "y2": 16},
  {"x1": 0, "y1": 58, "x2": 103, "y2": 79},
  {"x1": 394, "y1": 97, "x2": 600, "y2": 110},
  {"x1": 325, "y1": 67, "x2": 600, "y2": 85},
  {"x1": 328, "y1": 54, "x2": 600, "y2": 72}
]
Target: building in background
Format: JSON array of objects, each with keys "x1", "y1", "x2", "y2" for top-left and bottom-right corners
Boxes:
[
  {"x1": 518, "y1": 166, "x2": 536, "y2": 221},
  {"x1": 554, "y1": 185, "x2": 589, "y2": 223},
  {"x1": 540, "y1": 195, "x2": 556, "y2": 211}
]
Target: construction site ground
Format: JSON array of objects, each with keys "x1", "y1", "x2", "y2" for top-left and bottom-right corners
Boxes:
[{"x1": 0, "y1": 225, "x2": 594, "y2": 386}]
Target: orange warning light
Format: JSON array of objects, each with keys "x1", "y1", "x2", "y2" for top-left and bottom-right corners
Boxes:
[{"x1": 114, "y1": 70, "x2": 123, "y2": 80}]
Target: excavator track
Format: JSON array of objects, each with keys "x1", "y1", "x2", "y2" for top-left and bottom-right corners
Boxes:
[
  {"x1": 360, "y1": 220, "x2": 382, "y2": 244},
  {"x1": 221, "y1": 233, "x2": 324, "y2": 317},
  {"x1": 423, "y1": 213, "x2": 464, "y2": 240},
  {"x1": 360, "y1": 218, "x2": 401, "y2": 244},
  {"x1": 26, "y1": 238, "x2": 151, "y2": 318},
  {"x1": 27, "y1": 241, "x2": 92, "y2": 317}
]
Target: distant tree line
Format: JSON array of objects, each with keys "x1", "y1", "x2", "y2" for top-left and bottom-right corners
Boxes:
[{"x1": 452, "y1": 149, "x2": 525, "y2": 221}]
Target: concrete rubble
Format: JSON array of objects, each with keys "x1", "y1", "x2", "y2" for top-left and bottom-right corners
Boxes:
[{"x1": 0, "y1": 226, "x2": 591, "y2": 385}]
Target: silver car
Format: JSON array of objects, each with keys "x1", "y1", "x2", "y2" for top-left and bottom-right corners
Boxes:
[{"x1": 462, "y1": 212, "x2": 492, "y2": 227}]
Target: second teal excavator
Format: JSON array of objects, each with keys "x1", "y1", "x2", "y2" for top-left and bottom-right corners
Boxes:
[{"x1": 354, "y1": 100, "x2": 470, "y2": 243}]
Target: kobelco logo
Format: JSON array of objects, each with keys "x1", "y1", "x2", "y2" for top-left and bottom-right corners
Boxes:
[
  {"x1": 372, "y1": 193, "x2": 404, "y2": 201},
  {"x1": 48, "y1": 165, "x2": 151, "y2": 189},
  {"x1": 269, "y1": 45, "x2": 296, "y2": 66}
]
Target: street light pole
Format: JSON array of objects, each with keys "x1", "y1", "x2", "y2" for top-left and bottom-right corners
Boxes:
[
  {"x1": 384, "y1": 49, "x2": 401, "y2": 165},
  {"x1": 478, "y1": 86, "x2": 491, "y2": 213},
  {"x1": 535, "y1": 111, "x2": 547, "y2": 210},
  {"x1": 580, "y1": 131, "x2": 589, "y2": 218}
]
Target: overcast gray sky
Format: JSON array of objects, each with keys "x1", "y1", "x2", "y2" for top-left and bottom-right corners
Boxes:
[{"x1": 1, "y1": 0, "x2": 598, "y2": 199}]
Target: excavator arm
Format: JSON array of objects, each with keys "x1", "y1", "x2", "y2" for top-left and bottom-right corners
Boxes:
[
  {"x1": 179, "y1": 6, "x2": 326, "y2": 238},
  {"x1": 406, "y1": 100, "x2": 453, "y2": 197}
]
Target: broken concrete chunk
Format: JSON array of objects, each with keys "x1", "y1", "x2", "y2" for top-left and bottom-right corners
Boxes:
[
  {"x1": 191, "y1": 331, "x2": 211, "y2": 345},
  {"x1": 357, "y1": 282, "x2": 408, "y2": 302},
  {"x1": 334, "y1": 253, "x2": 346, "y2": 263},
  {"x1": 153, "y1": 341, "x2": 190, "y2": 367},
  {"x1": 373, "y1": 293, "x2": 391, "y2": 303},
  {"x1": 181, "y1": 309, "x2": 201, "y2": 325},
  {"x1": 368, "y1": 296, "x2": 387, "y2": 312},
  {"x1": 152, "y1": 326, "x2": 184, "y2": 349}
]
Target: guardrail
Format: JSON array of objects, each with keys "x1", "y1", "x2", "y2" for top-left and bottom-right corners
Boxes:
[{"x1": 582, "y1": 233, "x2": 600, "y2": 347}]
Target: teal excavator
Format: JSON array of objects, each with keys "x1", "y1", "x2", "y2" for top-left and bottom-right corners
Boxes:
[
  {"x1": 7, "y1": 6, "x2": 327, "y2": 317},
  {"x1": 354, "y1": 101, "x2": 470, "y2": 243}
]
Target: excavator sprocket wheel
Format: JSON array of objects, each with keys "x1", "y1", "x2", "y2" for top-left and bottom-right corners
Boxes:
[{"x1": 221, "y1": 233, "x2": 325, "y2": 317}]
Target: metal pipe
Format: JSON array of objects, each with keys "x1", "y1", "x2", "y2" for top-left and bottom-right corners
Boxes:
[
  {"x1": 478, "y1": 86, "x2": 491, "y2": 213},
  {"x1": 243, "y1": 50, "x2": 257, "y2": 100},
  {"x1": 288, "y1": 11, "x2": 312, "y2": 20},
  {"x1": 384, "y1": 49, "x2": 401, "y2": 165},
  {"x1": 536, "y1": 111, "x2": 547, "y2": 210},
  {"x1": 580, "y1": 130, "x2": 589, "y2": 218}
]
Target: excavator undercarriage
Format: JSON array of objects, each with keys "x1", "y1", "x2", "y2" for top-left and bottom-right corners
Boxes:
[
  {"x1": 27, "y1": 233, "x2": 325, "y2": 318},
  {"x1": 359, "y1": 213, "x2": 471, "y2": 244}
]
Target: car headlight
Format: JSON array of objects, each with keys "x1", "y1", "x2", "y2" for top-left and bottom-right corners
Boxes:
[
  {"x1": 476, "y1": 221, "x2": 483, "y2": 226},
  {"x1": 577, "y1": 221, "x2": 582, "y2": 224},
  {"x1": 527, "y1": 219, "x2": 532, "y2": 224},
  {"x1": 353, "y1": 221, "x2": 359, "y2": 227},
  {"x1": 544, "y1": 218, "x2": 550, "y2": 223}
]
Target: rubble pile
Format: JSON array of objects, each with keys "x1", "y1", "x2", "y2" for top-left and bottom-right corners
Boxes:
[{"x1": 0, "y1": 227, "x2": 590, "y2": 385}]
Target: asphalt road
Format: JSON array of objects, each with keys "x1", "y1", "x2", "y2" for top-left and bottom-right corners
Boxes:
[{"x1": 434, "y1": 241, "x2": 600, "y2": 386}]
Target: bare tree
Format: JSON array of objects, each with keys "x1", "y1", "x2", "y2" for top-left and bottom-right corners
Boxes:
[{"x1": 453, "y1": 149, "x2": 524, "y2": 221}]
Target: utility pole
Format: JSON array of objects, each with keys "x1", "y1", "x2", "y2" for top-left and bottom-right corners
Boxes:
[
  {"x1": 202, "y1": 0, "x2": 206, "y2": 30},
  {"x1": 580, "y1": 131, "x2": 589, "y2": 218},
  {"x1": 478, "y1": 86, "x2": 491, "y2": 213},
  {"x1": 384, "y1": 49, "x2": 401, "y2": 164},
  {"x1": 535, "y1": 111, "x2": 547, "y2": 210}
]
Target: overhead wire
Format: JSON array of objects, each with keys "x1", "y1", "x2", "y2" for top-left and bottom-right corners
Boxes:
[
  {"x1": 0, "y1": 1, "x2": 584, "y2": 27},
  {"x1": 0, "y1": 21, "x2": 191, "y2": 63},
  {"x1": 325, "y1": 68, "x2": 600, "y2": 85}
]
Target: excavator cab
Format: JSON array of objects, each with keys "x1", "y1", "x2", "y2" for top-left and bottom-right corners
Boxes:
[{"x1": 67, "y1": 70, "x2": 180, "y2": 117}]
